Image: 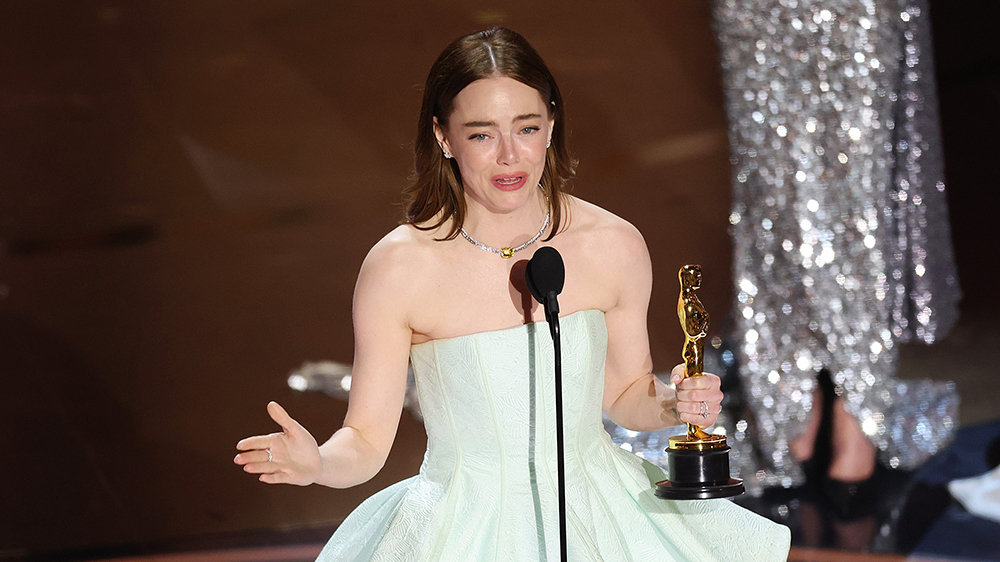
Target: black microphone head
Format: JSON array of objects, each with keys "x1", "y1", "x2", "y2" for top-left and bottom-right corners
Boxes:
[{"x1": 525, "y1": 246, "x2": 565, "y2": 305}]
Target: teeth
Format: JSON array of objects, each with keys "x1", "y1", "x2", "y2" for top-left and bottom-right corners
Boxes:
[{"x1": 496, "y1": 177, "x2": 522, "y2": 185}]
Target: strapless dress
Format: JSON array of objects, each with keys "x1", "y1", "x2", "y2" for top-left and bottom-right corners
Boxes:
[{"x1": 316, "y1": 309, "x2": 790, "y2": 561}]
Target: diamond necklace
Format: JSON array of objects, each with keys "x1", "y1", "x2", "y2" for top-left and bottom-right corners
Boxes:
[{"x1": 460, "y1": 207, "x2": 551, "y2": 259}]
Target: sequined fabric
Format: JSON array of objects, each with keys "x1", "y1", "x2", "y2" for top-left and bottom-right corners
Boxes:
[{"x1": 711, "y1": 0, "x2": 961, "y2": 494}]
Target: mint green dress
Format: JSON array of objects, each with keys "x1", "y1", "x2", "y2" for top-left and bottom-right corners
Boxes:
[{"x1": 317, "y1": 309, "x2": 790, "y2": 561}]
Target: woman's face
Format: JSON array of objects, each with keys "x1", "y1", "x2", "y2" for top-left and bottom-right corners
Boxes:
[{"x1": 434, "y1": 76, "x2": 553, "y2": 215}]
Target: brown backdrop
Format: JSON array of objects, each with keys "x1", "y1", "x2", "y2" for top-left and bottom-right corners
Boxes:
[{"x1": 0, "y1": 0, "x2": 780, "y2": 554}]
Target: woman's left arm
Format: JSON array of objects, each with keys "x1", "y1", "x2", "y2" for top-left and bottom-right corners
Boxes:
[{"x1": 600, "y1": 222, "x2": 722, "y2": 432}]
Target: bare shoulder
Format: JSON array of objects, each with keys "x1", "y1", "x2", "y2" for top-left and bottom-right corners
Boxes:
[
  {"x1": 365, "y1": 224, "x2": 437, "y2": 268},
  {"x1": 356, "y1": 224, "x2": 442, "y2": 308},
  {"x1": 563, "y1": 196, "x2": 649, "y2": 263},
  {"x1": 554, "y1": 196, "x2": 651, "y2": 313}
]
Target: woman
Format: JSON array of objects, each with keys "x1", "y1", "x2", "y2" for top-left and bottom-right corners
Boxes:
[{"x1": 235, "y1": 28, "x2": 790, "y2": 561}]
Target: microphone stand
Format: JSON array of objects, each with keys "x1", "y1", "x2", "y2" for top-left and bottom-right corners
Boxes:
[
  {"x1": 542, "y1": 291, "x2": 567, "y2": 562},
  {"x1": 526, "y1": 246, "x2": 567, "y2": 562}
]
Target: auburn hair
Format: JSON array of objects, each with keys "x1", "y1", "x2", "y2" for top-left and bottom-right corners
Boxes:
[{"x1": 402, "y1": 27, "x2": 576, "y2": 240}]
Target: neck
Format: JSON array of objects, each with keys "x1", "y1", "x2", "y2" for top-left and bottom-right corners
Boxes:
[{"x1": 461, "y1": 190, "x2": 550, "y2": 248}]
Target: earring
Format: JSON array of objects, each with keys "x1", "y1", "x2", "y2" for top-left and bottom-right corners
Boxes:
[
  {"x1": 546, "y1": 140, "x2": 551, "y2": 149},
  {"x1": 443, "y1": 150, "x2": 452, "y2": 159}
]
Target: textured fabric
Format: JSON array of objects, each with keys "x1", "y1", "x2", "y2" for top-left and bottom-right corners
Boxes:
[
  {"x1": 712, "y1": 0, "x2": 961, "y2": 493},
  {"x1": 949, "y1": 465, "x2": 1000, "y2": 524},
  {"x1": 317, "y1": 309, "x2": 790, "y2": 561}
]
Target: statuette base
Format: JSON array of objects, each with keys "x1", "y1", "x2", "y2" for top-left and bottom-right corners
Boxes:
[{"x1": 656, "y1": 445, "x2": 744, "y2": 500}]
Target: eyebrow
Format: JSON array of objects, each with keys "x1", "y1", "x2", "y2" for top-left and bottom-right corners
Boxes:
[{"x1": 463, "y1": 113, "x2": 543, "y2": 128}]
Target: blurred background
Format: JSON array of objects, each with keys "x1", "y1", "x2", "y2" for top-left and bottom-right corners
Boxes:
[{"x1": 1, "y1": 1, "x2": 997, "y2": 560}]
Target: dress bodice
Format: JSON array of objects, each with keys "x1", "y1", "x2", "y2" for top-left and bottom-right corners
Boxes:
[{"x1": 409, "y1": 309, "x2": 608, "y2": 478}]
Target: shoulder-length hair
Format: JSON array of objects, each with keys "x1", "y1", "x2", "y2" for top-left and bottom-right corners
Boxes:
[{"x1": 402, "y1": 27, "x2": 576, "y2": 240}]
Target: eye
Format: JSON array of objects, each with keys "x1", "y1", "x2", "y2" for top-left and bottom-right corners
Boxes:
[
  {"x1": 468, "y1": 133, "x2": 489, "y2": 141},
  {"x1": 520, "y1": 126, "x2": 540, "y2": 135}
]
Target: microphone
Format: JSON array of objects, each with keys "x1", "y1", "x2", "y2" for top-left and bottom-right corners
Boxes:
[
  {"x1": 525, "y1": 246, "x2": 568, "y2": 562},
  {"x1": 525, "y1": 246, "x2": 565, "y2": 330}
]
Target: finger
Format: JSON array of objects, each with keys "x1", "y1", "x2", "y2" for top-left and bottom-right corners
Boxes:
[
  {"x1": 676, "y1": 388, "x2": 724, "y2": 404},
  {"x1": 677, "y1": 373, "x2": 719, "y2": 390},
  {"x1": 677, "y1": 394, "x2": 723, "y2": 409},
  {"x1": 234, "y1": 450, "x2": 272, "y2": 466},
  {"x1": 236, "y1": 435, "x2": 273, "y2": 451},
  {"x1": 678, "y1": 412, "x2": 699, "y2": 426},
  {"x1": 670, "y1": 364, "x2": 685, "y2": 385},
  {"x1": 676, "y1": 374, "x2": 722, "y2": 397},
  {"x1": 267, "y1": 401, "x2": 300, "y2": 434},
  {"x1": 680, "y1": 413, "x2": 718, "y2": 427},
  {"x1": 260, "y1": 471, "x2": 292, "y2": 485},
  {"x1": 676, "y1": 399, "x2": 704, "y2": 416},
  {"x1": 677, "y1": 404, "x2": 718, "y2": 425},
  {"x1": 676, "y1": 399, "x2": 720, "y2": 419},
  {"x1": 242, "y1": 460, "x2": 277, "y2": 474}
]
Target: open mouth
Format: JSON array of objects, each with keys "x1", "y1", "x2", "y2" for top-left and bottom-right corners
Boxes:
[{"x1": 492, "y1": 174, "x2": 527, "y2": 191}]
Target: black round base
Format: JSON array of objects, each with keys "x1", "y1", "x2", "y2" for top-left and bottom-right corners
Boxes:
[
  {"x1": 655, "y1": 443, "x2": 744, "y2": 500},
  {"x1": 654, "y1": 478, "x2": 745, "y2": 500}
]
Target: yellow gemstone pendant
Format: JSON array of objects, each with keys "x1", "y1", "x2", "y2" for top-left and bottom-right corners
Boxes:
[{"x1": 500, "y1": 247, "x2": 514, "y2": 259}]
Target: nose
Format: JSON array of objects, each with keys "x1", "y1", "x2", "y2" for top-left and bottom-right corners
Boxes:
[{"x1": 497, "y1": 134, "x2": 519, "y2": 165}]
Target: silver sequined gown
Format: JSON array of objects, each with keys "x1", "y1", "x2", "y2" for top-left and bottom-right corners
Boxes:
[{"x1": 712, "y1": 0, "x2": 961, "y2": 493}]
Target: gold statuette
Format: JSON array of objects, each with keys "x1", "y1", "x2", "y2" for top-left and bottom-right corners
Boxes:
[
  {"x1": 669, "y1": 264, "x2": 727, "y2": 451},
  {"x1": 655, "y1": 264, "x2": 743, "y2": 499}
]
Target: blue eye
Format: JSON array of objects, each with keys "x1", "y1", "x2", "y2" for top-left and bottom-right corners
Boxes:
[
  {"x1": 521, "y1": 126, "x2": 540, "y2": 135},
  {"x1": 469, "y1": 133, "x2": 489, "y2": 141}
]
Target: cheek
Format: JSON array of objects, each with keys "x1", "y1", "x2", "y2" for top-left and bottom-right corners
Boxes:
[
  {"x1": 452, "y1": 152, "x2": 491, "y2": 181},
  {"x1": 458, "y1": 148, "x2": 491, "y2": 167},
  {"x1": 518, "y1": 137, "x2": 548, "y2": 159}
]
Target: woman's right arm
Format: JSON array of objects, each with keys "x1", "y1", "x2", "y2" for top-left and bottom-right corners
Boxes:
[
  {"x1": 236, "y1": 231, "x2": 418, "y2": 489},
  {"x1": 316, "y1": 233, "x2": 417, "y2": 487}
]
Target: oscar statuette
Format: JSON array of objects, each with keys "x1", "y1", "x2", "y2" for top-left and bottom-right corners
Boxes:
[{"x1": 655, "y1": 265, "x2": 744, "y2": 500}]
